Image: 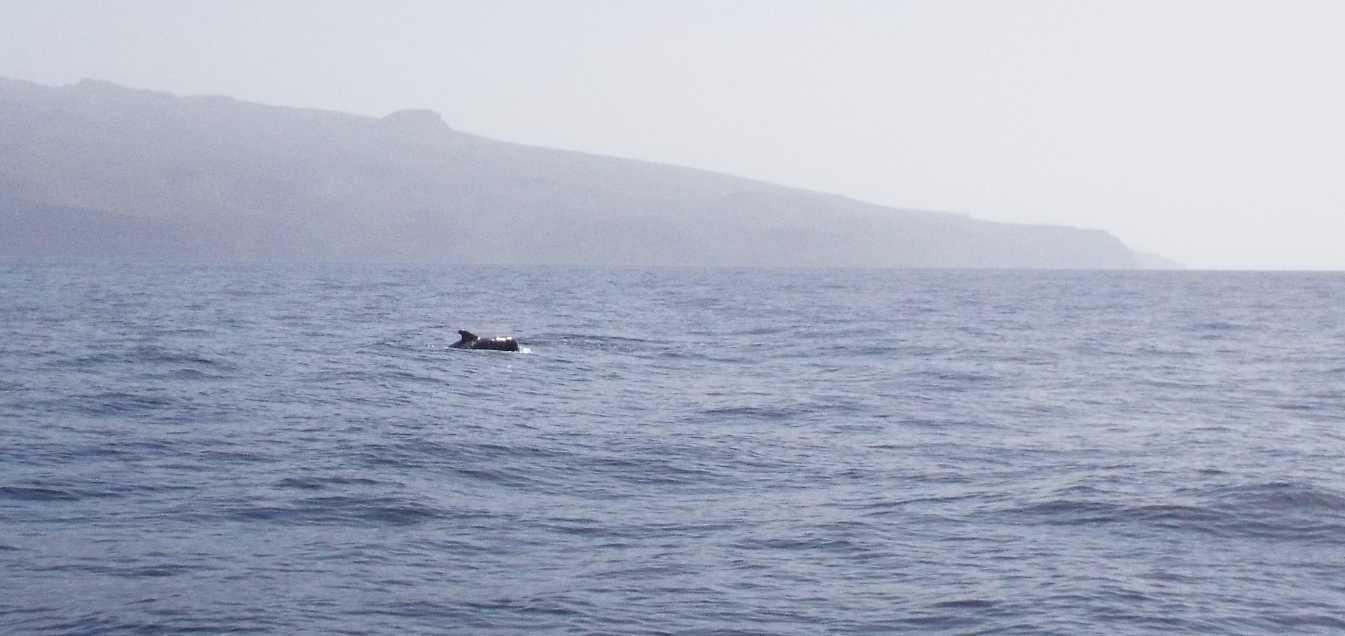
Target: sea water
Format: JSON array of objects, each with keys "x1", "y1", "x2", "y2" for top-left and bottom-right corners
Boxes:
[{"x1": 2, "y1": 261, "x2": 1343, "y2": 634}]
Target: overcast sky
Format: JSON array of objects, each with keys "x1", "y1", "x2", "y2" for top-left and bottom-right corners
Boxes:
[{"x1": 4, "y1": 0, "x2": 1343, "y2": 269}]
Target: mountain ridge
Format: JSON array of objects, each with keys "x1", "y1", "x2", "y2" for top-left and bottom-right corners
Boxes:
[{"x1": 0, "y1": 77, "x2": 1156, "y2": 268}]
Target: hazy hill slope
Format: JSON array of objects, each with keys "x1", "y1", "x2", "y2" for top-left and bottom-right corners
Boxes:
[{"x1": 0, "y1": 77, "x2": 1141, "y2": 267}]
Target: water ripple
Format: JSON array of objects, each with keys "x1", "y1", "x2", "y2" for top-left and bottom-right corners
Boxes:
[{"x1": 3, "y1": 264, "x2": 1344, "y2": 634}]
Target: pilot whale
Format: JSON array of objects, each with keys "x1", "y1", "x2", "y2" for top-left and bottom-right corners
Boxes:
[{"x1": 451, "y1": 329, "x2": 520, "y2": 352}]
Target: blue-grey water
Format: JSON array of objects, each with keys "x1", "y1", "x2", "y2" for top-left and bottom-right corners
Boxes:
[{"x1": 2, "y1": 261, "x2": 1344, "y2": 634}]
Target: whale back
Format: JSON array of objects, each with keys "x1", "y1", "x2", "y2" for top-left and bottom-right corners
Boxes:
[
  {"x1": 451, "y1": 329, "x2": 519, "y2": 351},
  {"x1": 472, "y1": 337, "x2": 519, "y2": 352}
]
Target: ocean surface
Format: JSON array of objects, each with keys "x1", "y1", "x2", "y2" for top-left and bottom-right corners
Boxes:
[{"x1": 2, "y1": 261, "x2": 1344, "y2": 635}]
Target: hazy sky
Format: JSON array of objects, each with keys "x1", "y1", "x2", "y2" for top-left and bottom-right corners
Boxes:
[{"x1": 4, "y1": 0, "x2": 1343, "y2": 269}]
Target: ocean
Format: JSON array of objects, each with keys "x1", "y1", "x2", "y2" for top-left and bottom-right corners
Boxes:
[{"x1": 2, "y1": 261, "x2": 1343, "y2": 634}]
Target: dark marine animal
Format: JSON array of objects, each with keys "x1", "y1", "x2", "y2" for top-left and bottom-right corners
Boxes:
[{"x1": 450, "y1": 329, "x2": 520, "y2": 352}]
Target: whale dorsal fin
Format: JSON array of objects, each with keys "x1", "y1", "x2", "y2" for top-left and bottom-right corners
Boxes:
[{"x1": 457, "y1": 329, "x2": 477, "y2": 340}]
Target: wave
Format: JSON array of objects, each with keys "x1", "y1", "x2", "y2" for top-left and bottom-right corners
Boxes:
[
  {"x1": 54, "y1": 344, "x2": 233, "y2": 370},
  {"x1": 218, "y1": 495, "x2": 449, "y2": 527},
  {"x1": 1005, "y1": 481, "x2": 1345, "y2": 543},
  {"x1": 8, "y1": 391, "x2": 181, "y2": 418},
  {"x1": 0, "y1": 485, "x2": 81, "y2": 501},
  {"x1": 274, "y1": 475, "x2": 386, "y2": 491}
]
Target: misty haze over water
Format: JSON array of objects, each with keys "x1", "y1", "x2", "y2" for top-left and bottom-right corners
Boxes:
[{"x1": 7, "y1": 2, "x2": 1345, "y2": 269}]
